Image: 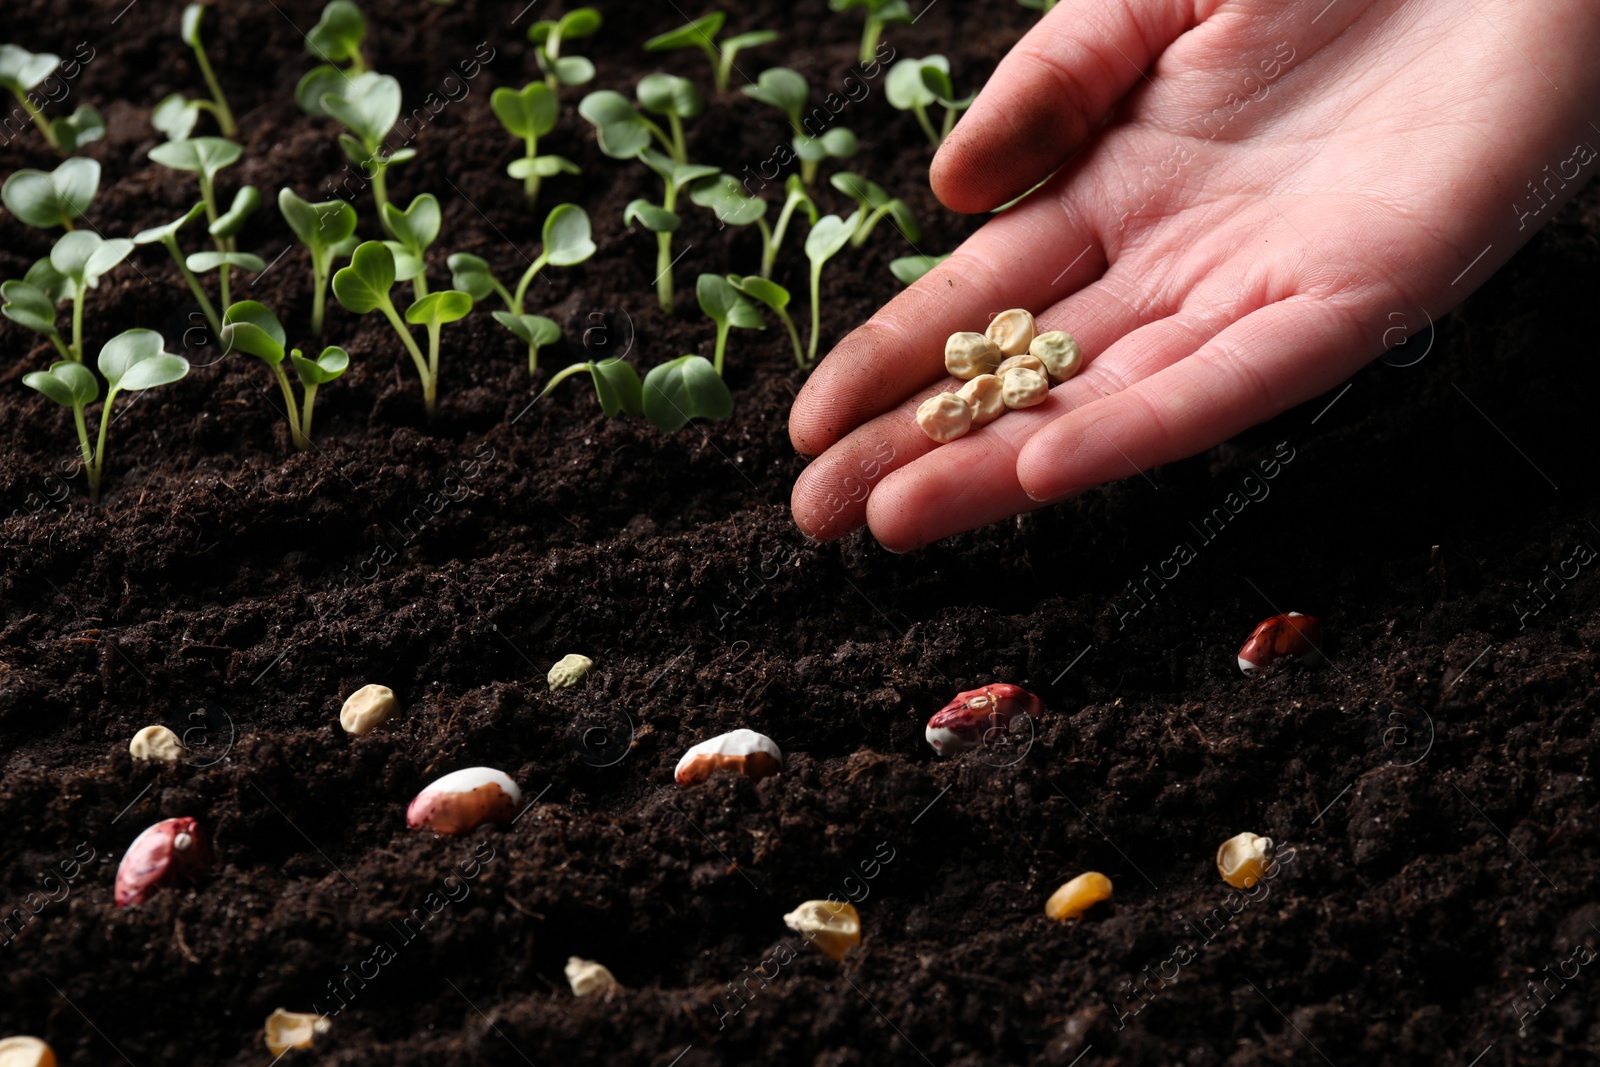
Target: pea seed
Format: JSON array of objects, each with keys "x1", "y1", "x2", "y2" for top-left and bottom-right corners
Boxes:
[
  {"x1": 986, "y1": 308, "x2": 1037, "y2": 356},
  {"x1": 944, "y1": 332, "x2": 1002, "y2": 379},
  {"x1": 548, "y1": 653, "x2": 594, "y2": 689},
  {"x1": 956, "y1": 374, "x2": 1004, "y2": 427},
  {"x1": 784, "y1": 900, "x2": 861, "y2": 961},
  {"x1": 1045, "y1": 871, "x2": 1112, "y2": 921},
  {"x1": 1000, "y1": 367, "x2": 1049, "y2": 409},
  {"x1": 916, "y1": 391, "x2": 974, "y2": 443},
  {"x1": 996, "y1": 352, "x2": 1046, "y2": 377},
  {"x1": 1030, "y1": 330, "x2": 1082, "y2": 381},
  {"x1": 339, "y1": 684, "x2": 398, "y2": 736},
  {"x1": 566, "y1": 956, "x2": 622, "y2": 996},
  {"x1": 128, "y1": 725, "x2": 183, "y2": 763},
  {"x1": 0, "y1": 1037, "x2": 56, "y2": 1067},
  {"x1": 1216, "y1": 832, "x2": 1274, "y2": 889}
]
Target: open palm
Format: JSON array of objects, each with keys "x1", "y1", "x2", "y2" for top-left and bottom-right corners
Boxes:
[{"x1": 790, "y1": 0, "x2": 1600, "y2": 549}]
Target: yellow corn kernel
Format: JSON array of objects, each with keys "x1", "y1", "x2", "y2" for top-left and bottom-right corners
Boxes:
[
  {"x1": 264, "y1": 1010, "x2": 328, "y2": 1056},
  {"x1": 784, "y1": 900, "x2": 861, "y2": 961},
  {"x1": 1045, "y1": 871, "x2": 1112, "y2": 921},
  {"x1": 0, "y1": 1037, "x2": 56, "y2": 1067},
  {"x1": 1216, "y1": 832, "x2": 1274, "y2": 889}
]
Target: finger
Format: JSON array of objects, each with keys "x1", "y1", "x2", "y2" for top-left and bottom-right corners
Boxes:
[
  {"x1": 930, "y1": 0, "x2": 1198, "y2": 214},
  {"x1": 1017, "y1": 297, "x2": 1371, "y2": 501},
  {"x1": 788, "y1": 192, "x2": 1106, "y2": 458},
  {"x1": 862, "y1": 310, "x2": 1232, "y2": 550},
  {"x1": 790, "y1": 265, "x2": 1174, "y2": 540}
]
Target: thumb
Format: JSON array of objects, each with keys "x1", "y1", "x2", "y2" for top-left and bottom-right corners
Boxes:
[{"x1": 930, "y1": 0, "x2": 1197, "y2": 213}]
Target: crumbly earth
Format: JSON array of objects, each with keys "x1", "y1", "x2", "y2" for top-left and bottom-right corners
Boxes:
[{"x1": 2, "y1": 1, "x2": 1598, "y2": 1065}]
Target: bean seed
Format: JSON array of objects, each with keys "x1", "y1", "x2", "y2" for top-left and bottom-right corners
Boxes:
[
  {"x1": 1237, "y1": 613, "x2": 1322, "y2": 672},
  {"x1": 916, "y1": 392, "x2": 974, "y2": 443},
  {"x1": 956, "y1": 374, "x2": 1004, "y2": 427},
  {"x1": 1030, "y1": 330, "x2": 1082, "y2": 381},
  {"x1": 407, "y1": 767, "x2": 521, "y2": 835},
  {"x1": 115, "y1": 817, "x2": 209, "y2": 908},
  {"x1": 986, "y1": 308, "x2": 1036, "y2": 356},
  {"x1": 339, "y1": 684, "x2": 398, "y2": 736},
  {"x1": 675, "y1": 729, "x2": 783, "y2": 786},
  {"x1": 944, "y1": 332, "x2": 1001, "y2": 379},
  {"x1": 1000, "y1": 367, "x2": 1049, "y2": 409}
]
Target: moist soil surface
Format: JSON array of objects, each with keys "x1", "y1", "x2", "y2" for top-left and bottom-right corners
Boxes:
[{"x1": 2, "y1": 1, "x2": 1599, "y2": 1065}]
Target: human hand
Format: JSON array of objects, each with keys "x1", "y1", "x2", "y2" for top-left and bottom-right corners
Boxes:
[{"x1": 790, "y1": 0, "x2": 1600, "y2": 549}]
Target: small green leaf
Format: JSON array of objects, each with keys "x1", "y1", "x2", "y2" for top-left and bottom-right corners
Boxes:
[
  {"x1": 542, "y1": 203, "x2": 597, "y2": 266},
  {"x1": 321, "y1": 72, "x2": 401, "y2": 150},
  {"x1": 644, "y1": 12, "x2": 726, "y2": 52},
  {"x1": 133, "y1": 202, "x2": 207, "y2": 246},
  {"x1": 306, "y1": 0, "x2": 366, "y2": 65},
  {"x1": 527, "y1": 19, "x2": 558, "y2": 45},
  {"x1": 187, "y1": 251, "x2": 267, "y2": 274},
  {"x1": 152, "y1": 93, "x2": 201, "y2": 140},
  {"x1": 492, "y1": 311, "x2": 560, "y2": 347},
  {"x1": 0, "y1": 44, "x2": 60, "y2": 94},
  {"x1": 820, "y1": 127, "x2": 858, "y2": 158},
  {"x1": 295, "y1": 64, "x2": 348, "y2": 118},
  {"x1": 885, "y1": 199, "x2": 921, "y2": 242},
  {"x1": 23, "y1": 258, "x2": 71, "y2": 303},
  {"x1": 639, "y1": 149, "x2": 720, "y2": 193},
  {"x1": 491, "y1": 82, "x2": 559, "y2": 140},
  {"x1": 51, "y1": 232, "x2": 134, "y2": 287},
  {"x1": 381, "y1": 241, "x2": 425, "y2": 281},
  {"x1": 447, "y1": 253, "x2": 496, "y2": 301},
  {"x1": 383, "y1": 193, "x2": 441, "y2": 258},
  {"x1": 890, "y1": 254, "x2": 949, "y2": 285},
  {"x1": 210, "y1": 185, "x2": 263, "y2": 239},
  {"x1": 577, "y1": 90, "x2": 653, "y2": 159},
  {"x1": 292, "y1": 345, "x2": 351, "y2": 386},
  {"x1": 689, "y1": 174, "x2": 767, "y2": 227},
  {"x1": 742, "y1": 68, "x2": 808, "y2": 124},
  {"x1": 98, "y1": 329, "x2": 190, "y2": 392},
  {"x1": 728, "y1": 273, "x2": 791, "y2": 313},
  {"x1": 331, "y1": 241, "x2": 397, "y2": 313},
  {"x1": 723, "y1": 30, "x2": 779, "y2": 54},
  {"x1": 642, "y1": 354, "x2": 733, "y2": 431},
  {"x1": 2, "y1": 158, "x2": 100, "y2": 230},
  {"x1": 180, "y1": 3, "x2": 206, "y2": 48},
  {"x1": 831, "y1": 171, "x2": 890, "y2": 209},
  {"x1": 148, "y1": 137, "x2": 242, "y2": 183},
  {"x1": 624, "y1": 200, "x2": 679, "y2": 233},
  {"x1": 508, "y1": 155, "x2": 580, "y2": 179},
  {"x1": 405, "y1": 289, "x2": 474, "y2": 327},
  {"x1": 697, "y1": 274, "x2": 764, "y2": 330},
  {"x1": 50, "y1": 105, "x2": 106, "y2": 154},
  {"x1": 805, "y1": 213, "x2": 857, "y2": 265},
  {"x1": 220, "y1": 300, "x2": 288, "y2": 365},
  {"x1": 552, "y1": 56, "x2": 596, "y2": 86},
  {"x1": 23, "y1": 361, "x2": 98, "y2": 408},
  {"x1": 1, "y1": 281, "x2": 62, "y2": 338},
  {"x1": 591, "y1": 358, "x2": 643, "y2": 416},
  {"x1": 558, "y1": 7, "x2": 604, "y2": 38},
  {"x1": 637, "y1": 72, "x2": 704, "y2": 119},
  {"x1": 887, "y1": 55, "x2": 945, "y2": 110},
  {"x1": 278, "y1": 188, "x2": 358, "y2": 253}
]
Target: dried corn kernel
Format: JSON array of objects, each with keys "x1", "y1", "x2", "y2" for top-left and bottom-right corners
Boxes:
[
  {"x1": 1237, "y1": 613, "x2": 1322, "y2": 673},
  {"x1": 1216, "y1": 832, "x2": 1274, "y2": 889},
  {"x1": 986, "y1": 308, "x2": 1036, "y2": 356},
  {"x1": 1001, "y1": 367, "x2": 1049, "y2": 409},
  {"x1": 565, "y1": 956, "x2": 622, "y2": 997},
  {"x1": 128, "y1": 725, "x2": 183, "y2": 763},
  {"x1": 996, "y1": 352, "x2": 1045, "y2": 377},
  {"x1": 1030, "y1": 331, "x2": 1082, "y2": 381},
  {"x1": 784, "y1": 900, "x2": 861, "y2": 961},
  {"x1": 675, "y1": 729, "x2": 784, "y2": 786},
  {"x1": 916, "y1": 392, "x2": 973, "y2": 444},
  {"x1": 956, "y1": 374, "x2": 1004, "y2": 427},
  {"x1": 0, "y1": 1037, "x2": 56, "y2": 1067},
  {"x1": 264, "y1": 1010, "x2": 329, "y2": 1056},
  {"x1": 548, "y1": 653, "x2": 594, "y2": 689},
  {"x1": 339, "y1": 684, "x2": 398, "y2": 735},
  {"x1": 407, "y1": 767, "x2": 521, "y2": 835},
  {"x1": 1045, "y1": 871, "x2": 1112, "y2": 921},
  {"x1": 944, "y1": 332, "x2": 1001, "y2": 379}
]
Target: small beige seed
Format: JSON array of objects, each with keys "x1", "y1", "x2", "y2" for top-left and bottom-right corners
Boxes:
[
  {"x1": 264, "y1": 1010, "x2": 329, "y2": 1057},
  {"x1": 1216, "y1": 832, "x2": 1274, "y2": 889},
  {"x1": 784, "y1": 900, "x2": 861, "y2": 961},
  {"x1": 548, "y1": 653, "x2": 594, "y2": 690},
  {"x1": 996, "y1": 353, "x2": 1045, "y2": 377},
  {"x1": 1000, "y1": 367, "x2": 1049, "y2": 409},
  {"x1": 128, "y1": 725, "x2": 183, "y2": 763},
  {"x1": 986, "y1": 308, "x2": 1036, "y2": 356},
  {"x1": 916, "y1": 392, "x2": 973, "y2": 444},
  {"x1": 1045, "y1": 871, "x2": 1113, "y2": 921},
  {"x1": 339, "y1": 684, "x2": 398, "y2": 736},
  {"x1": 956, "y1": 374, "x2": 1004, "y2": 427},
  {"x1": 1030, "y1": 330, "x2": 1082, "y2": 381},
  {"x1": 565, "y1": 956, "x2": 622, "y2": 997},
  {"x1": 944, "y1": 332, "x2": 1001, "y2": 379},
  {"x1": 0, "y1": 1036, "x2": 56, "y2": 1067}
]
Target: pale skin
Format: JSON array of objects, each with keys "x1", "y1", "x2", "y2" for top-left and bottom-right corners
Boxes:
[{"x1": 790, "y1": 0, "x2": 1600, "y2": 550}]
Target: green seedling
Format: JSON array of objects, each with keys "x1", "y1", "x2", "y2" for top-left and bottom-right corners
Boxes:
[
  {"x1": 887, "y1": 55, "x2": 975, "y2": 147},
  {"x1": 132, "y1": 202, "x2": 220, "y2": 331},
  {"x1": 148, "y1": 138, "x2": 248, "y2": 304},
  {"x1": 187, "y1": 249, "x2": 265, "y2": 312},
  {"x1": 889, "y1": 253, "x2": 949, "y2": 285},
  {"x1": 538, "y1": 357, "x2": 643, "y2": 417},
  {"x1": 278, "y1": 188, "x2": 359, "y2": 335},
  {"x1": 491, "y1": 83, "x2": 578, "y2": 209},
  {"x1": 446, "y1": 203, "x2": 594, "y2": 372},
  {"x1": 627, "y1": 150, "x2": 718, "y2": 313},
  {"x1": 221, "y1": 300, "x2": 349, "y2": 450},
  {"x1": 300, "y1": 72, "x2": 412, "y2": 230},
  {"x1": 804, "y1": 212, "x2": 861, "y2": 364},
  {"x1": 830, "y1": 172, "x2": 919, "y2": 247},
  {"x1": 644, "y1": 12, "x2": 777, "y2": 95},
  {"x1": 687, "y1": 173, "x2": 816, "y2": 279},
  {"x1": 21, "y1": 329, "x2": 190, "y2": 503},
  {"x1": 180, "y1": 4, "x2": 237, "y2": 136},
  {"x1": 334, "y1": 241, "x2": 472, "y2": 418},
  {"x1": 696, "y1": 273, "x2": 764, "y2": 375},
  {"x1": 2, "y1": 230, "x2": 133, "y2": 363},
  {"x1": 579, "y1": 72, "x2": 703, "y2": 164},
  {"x1": 829, "y1": 0, "x2": 911, "y2": 66},
  {"x1": 307, "y1": 0, "x2": 369, "y2": 74},
  {"x1": 529, "y1": 8, "x2": 602, "y2": 90},
  {"x1": 728, "y1": 273, "x2": 803, "y2": 367},
  {"x1": 0, "y1": 45, "x2": 101, "y2": 152},
  {"x1": 382, "y1": 192, "x2": 441, "y2": 299},
  {"x1": 642, "y1": 354, "x2": 733, "y2": 431},
  {"x1": 2, "y1": 156, "x2": 100, "y2": 230},
  {"x1": 743, "y1": 67, "x2": 856, "y2": 186},
  {"x1": 1018, "y1": 0, "x2": 1057, "y2": 11}
]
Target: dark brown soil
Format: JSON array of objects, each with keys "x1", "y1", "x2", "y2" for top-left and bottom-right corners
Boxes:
[{"x1": 2, "y1": 1, "x2": 1599, "y2": 1065}]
